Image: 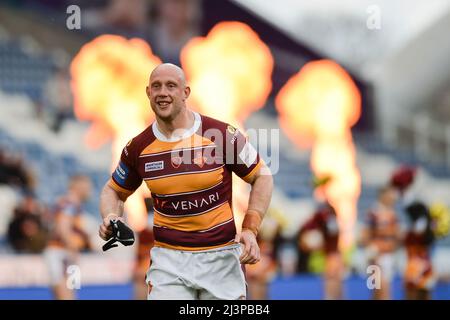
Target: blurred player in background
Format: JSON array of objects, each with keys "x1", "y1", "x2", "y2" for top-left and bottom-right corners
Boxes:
[
  {"x1": 44, "y1": 175, "x2": 93, "y2": 300},
  {"x1": 98, "y1": 63, "x2": 273, "y2": 300},
  {"x1": 245, "y1": 208, "x2": 284, "y2": 299},
  {"x1": 403, "y1": 202, "x2": 436, "y2": 300},
  {"x1": 297, "y1": 176, "x2": 343, "y2": 300},
  {"x1": 245, "y1": 237, "x2": 277, "y2": 299},
  {"x1": 133, "y1": 198, "x2": 155, "y2": 300},
  {"x1": 133, "y1": 224, "x2": 155, "y2": 299},
  {"x1": 390, "y1": 166, "x2": 436, "y2": 300},
  {"x1": 361, "y1": 185, "x2": 400, "y2": 300}
]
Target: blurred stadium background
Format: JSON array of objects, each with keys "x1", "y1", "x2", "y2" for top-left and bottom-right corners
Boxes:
[{"x1": 0, "y1": 0, "x2": 449, "y2": 300}]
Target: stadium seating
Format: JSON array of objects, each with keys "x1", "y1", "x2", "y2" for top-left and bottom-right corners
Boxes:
[
  {"x1": 0, "y1": 128, "x2": 108, "y2": 220},
  {"x1": 0, "y1": 30, "x2": 449, "y2": 299},
  {"x1": 0, "y1": 39, "x2": 54, "y2": 102}
]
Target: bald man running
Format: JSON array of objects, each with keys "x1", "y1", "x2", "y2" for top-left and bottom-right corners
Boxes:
[{"x1": 99, "y1": 63, "x2": 273, "y2": 300}]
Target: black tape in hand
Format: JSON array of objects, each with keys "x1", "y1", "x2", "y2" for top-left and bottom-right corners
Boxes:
[{"x1": 102, "y1": 219, "x2": 135, "y2": 252}]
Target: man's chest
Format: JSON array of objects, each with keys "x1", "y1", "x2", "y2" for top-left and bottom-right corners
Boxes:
[{"x1": 136, "y1": 145, "x2": 226, "y2": 195}]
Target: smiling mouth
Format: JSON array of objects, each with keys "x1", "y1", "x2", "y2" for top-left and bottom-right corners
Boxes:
[{"x1": 157, "y1": 101, "x2": 171, "y2": 107}]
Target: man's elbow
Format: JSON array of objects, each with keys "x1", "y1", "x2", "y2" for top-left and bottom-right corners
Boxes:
[
  {"x1": 102, "y1": 183, "x2": 128, "y2": 202},
  {"x1": 264, "y1": 172, "x2": 274, "y2": 192},
  {"x1": 254, "y1": 167, "x2": 274, "y2": 189}
]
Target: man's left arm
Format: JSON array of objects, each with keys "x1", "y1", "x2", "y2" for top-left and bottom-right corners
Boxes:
[{"x1": 236, "y1": 163, "x2": 273, "y2": 264}]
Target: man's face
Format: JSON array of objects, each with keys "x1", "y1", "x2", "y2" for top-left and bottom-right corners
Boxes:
[{"x1": 147, "y1": 66, "x2": 190, "y2": 121}]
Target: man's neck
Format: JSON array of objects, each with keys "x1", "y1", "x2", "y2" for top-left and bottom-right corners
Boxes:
[{"x1": 156, "y1": 108, "x2": 194, "y2": 140}]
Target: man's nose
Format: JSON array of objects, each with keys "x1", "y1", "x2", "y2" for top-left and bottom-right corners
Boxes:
[{"x1": 159, "y1": 85, "x2": 169, "y2": 96}]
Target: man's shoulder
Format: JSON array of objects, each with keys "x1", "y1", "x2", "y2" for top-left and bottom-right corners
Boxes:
[
  {"x1": 199, "y1": 113, "x2": 238, "y2": 134},
  {"x1": 199, "y1": 113, "x2": 227, "y2": 129},
  {"x1": 124, "y1": 125, "x2": 156, "y2": 156}
]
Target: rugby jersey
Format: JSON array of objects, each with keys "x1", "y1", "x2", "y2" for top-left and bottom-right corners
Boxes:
[{"x1": 108, "y1": 111, "x2": 262, "y2": 251}]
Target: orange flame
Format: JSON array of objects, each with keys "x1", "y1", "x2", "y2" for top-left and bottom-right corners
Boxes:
[
  {"x1": 180, "y1": 21, "x2": 274, "y2": 227},
  {"x1": 70, "y1": 35, "x2": 162, "y2": 231},
  {"x1": 276, "y1": 60, "x2": 361, "y2": 249}
]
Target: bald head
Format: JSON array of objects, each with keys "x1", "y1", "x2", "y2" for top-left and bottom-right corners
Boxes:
[
  {"x1": 146, "y1": 63, "x2": 191, "y2": 121},
  {"x1": 150, "y1": 63, "x2": 187, "y2": 87}
]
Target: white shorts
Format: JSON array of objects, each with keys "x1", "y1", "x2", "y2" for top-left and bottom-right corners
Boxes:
[
  {"x1": 146, "y1": 244, "x2": 247, "y2": 300},
  {"x1": 43, "y1": 248, "x2": 73, "y2": 286},
  {"x1": 376, "y1": 253, "x2": 396, "y2": 282}
]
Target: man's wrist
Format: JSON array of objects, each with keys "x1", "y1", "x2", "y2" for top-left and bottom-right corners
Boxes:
[
  {"x1": 242, "y1": 209, "x2": 262, "y2": 237},
  {"x1": 242, "y1": 227, "x2": 258, "y2": 237},
  {"x1": 105, "y1": 213, "x2": 119, "y2": 221}
]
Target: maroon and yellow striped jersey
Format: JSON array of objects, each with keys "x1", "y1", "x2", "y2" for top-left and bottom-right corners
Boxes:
[{"x1": 108, "y1": 112, "x2": 262, "y2": 251}]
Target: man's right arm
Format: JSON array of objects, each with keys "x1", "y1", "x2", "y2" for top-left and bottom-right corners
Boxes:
[
  {"x1": 100, "y1": 138, "x2": 142, "y2": 240},
  {"x1": 98, "y1": 182, "x2": 130, "y2": 240},
  {"x1": 100, "y1": 182, "x2": 129, "y2": 219}
]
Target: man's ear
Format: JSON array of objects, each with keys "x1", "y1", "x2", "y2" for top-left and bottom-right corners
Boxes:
[
  {"x1": 184, "y1": 86, "x2": 191, "y2": 101},
  {"x1": 146, "y1": 86, "x2": 150, "y2": 98}
]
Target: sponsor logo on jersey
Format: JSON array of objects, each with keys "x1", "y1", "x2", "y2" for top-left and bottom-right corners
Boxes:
[
  {"x1": 171, "y1": 156, "x2": 182, "y2": 168},
  {"x1": 145, "y1": 161, "x2": 164, "y2": 172},
  {"x1": 171, "y1": 192, "x2": 220, "y2": 211},
  {"x1": 113, "y1": 161, "x2": 129, "y2": 185},
  {"x1": 193, "y1": 151, "x2": 206, "y2": 168},
  {"x1": 230, "y1": 130, "x2": 239, "y2": 145},
  {"x1": 227, "y1": 125, "x2": 236, "y2": 134},
  {"x1": 124, "y1": 139, "x2": 133, "y2": 157}
]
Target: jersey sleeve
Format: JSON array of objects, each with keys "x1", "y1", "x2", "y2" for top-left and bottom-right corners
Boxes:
[
  {"x1": 108, "y1": 140, "x2": 142, "y2": 196},
  {"x1": 224, "y1": 124, "x2": 262, "y2": 183}
]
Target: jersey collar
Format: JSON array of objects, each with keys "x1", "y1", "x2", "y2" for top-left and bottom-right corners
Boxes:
[{"x1": 152, "y1": 111, "x2": 201, "y2": 142}]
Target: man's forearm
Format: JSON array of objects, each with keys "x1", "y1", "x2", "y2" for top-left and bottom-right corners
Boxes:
[
  {"x1": 247, "y1": 172, "x2": 273, "y2": 219},
  {"x1": 241, "y1": 172, "x2": 273, "y2": 236},
  {"x1": 100, "y1": 184, "x2": 125, "y2": 220}
]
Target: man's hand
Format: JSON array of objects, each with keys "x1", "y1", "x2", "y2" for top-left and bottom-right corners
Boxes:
[
  {"x1": 235, "y1": 229, "x2": 260, "y2": 264},
  {"x1": 98, "y1": 214, "x2": 124, "y2": 240}
]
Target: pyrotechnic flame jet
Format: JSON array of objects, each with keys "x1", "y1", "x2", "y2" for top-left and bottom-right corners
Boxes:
[
  {"x1": 71, "y1": 35, "x2": 162, "y2": 231},
  {"x1": 180, "y1": 21, "x2": 274, "y2": 228},
  {"x1": 276, "y1": 60, "x2": 361, "y2": 249}
]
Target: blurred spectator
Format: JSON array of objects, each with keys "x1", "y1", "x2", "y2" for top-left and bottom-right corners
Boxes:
[
  {"x1": 360, "y1": 185, "x2": 400, "y2": 300},
  {"x1": 83, "y1": 0, "x2": 152, "y2": 38},
  {"x1": 7, "y1": 195, "x2": 48, "y2": 253},
  {"x1": 43, "y1": 174, "x2": 93, "y2": 300},
  {"x1": 0, "y1": 149, "x2": 35, "y2": 193},
  {"x1": 42, "y1": 66, "x2": 74, "y2": 132},
  {"x1": 150, "y1": 0, "x2": 201, "y2": 64},
  {"x1": 101, "y1": 0, "x2": 149, "y2": 30}
]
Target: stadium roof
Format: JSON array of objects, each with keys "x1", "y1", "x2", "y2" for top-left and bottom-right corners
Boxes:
[{"x1": 232, "y1": 0, "x2": 450, "y2": 80}]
